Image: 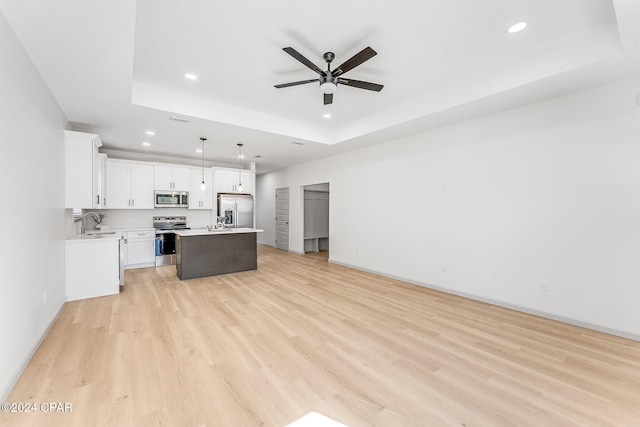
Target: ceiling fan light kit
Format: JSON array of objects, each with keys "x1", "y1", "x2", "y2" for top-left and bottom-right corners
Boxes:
[{"x1": 275, "y1": 46, "x2": 383, "y2": 105}]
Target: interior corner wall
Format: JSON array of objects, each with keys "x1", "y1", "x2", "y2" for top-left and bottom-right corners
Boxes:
[
  {"x1": 256, "y1": 75, "x2": 640, "y2": 340},
  {"x1": 0, "y1": 10, "x2": 68, "y2": 400}
]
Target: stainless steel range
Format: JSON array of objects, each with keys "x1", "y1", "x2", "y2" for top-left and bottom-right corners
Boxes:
[{"x1": 154, "y1": 216, "x2": 189, "y2": 267}]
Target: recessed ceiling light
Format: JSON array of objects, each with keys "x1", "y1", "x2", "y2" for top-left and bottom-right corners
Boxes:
[
  {"x1": 145, "y1": 130, "x2": 155, "y2": 136},
  {"x1": 142, "y1": 142, "x2": 151, "y2": 147},
  {"x1": 507, "y1": 22, "x2": 528, "y2": 34},
  {"x1": 238, "y1": 154, "x2": 245, "y2": 159},
  {"x1": 185, "y1": 73, "x2": 198, "y2": 80},
  {"x1": 323, "y1": 113, "x2": 332, "y2": 119},
  {"x1": 195, "y1": 149, "x2": 202, "y2": 153},
  {"x1": 292, "y1": 141, "x2": 304, "y2": 146}
]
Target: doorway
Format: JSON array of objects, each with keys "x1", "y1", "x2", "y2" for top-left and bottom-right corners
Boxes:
[
  {"x1": 275, "y1": 187, "x2": 289, "y2": 251},
  {"x1": 303, "y1": 183, "x2": 329, "y2": 254}
]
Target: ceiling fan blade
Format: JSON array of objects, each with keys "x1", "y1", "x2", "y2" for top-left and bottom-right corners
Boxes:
[
  {"x1": 283, "y1": 47, "x2": 326, "y2": 76},
  {"x1": 274, "y1": 79, "x2": 319, "y2": 89},
  {"x1": 337, "y1": 78, "x2": 384, "y2": 92},
  {"x1": 324, "y1": 93, "x2": 333, "y2": 105},
  {"x1": 333, "y1": 47, "x2": 377, "y2": 77}
]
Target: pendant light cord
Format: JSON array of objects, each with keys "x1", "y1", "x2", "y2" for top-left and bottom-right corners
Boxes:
[
  {"x1": 237, "y1": 143, "x2": 243, "y2": 191},
  {"x1": 200, "y1": 137, "x2": 207, "y2": 185}
]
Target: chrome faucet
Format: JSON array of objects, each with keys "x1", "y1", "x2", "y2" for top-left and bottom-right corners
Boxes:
[{"x1": 81, "y1": 212, "x2": 106, "y2": 234}]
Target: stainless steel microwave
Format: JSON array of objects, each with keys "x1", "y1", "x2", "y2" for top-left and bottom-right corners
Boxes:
[{"x1": 154, "y1": 191, "x2": 188, "y2": 208}]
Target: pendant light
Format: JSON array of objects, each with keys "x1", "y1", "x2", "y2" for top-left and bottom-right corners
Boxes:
[
  {"x1": 199, "y1": 137, "x2": 207, "y2": 191},
  {"x1": 237, "y1": 143, "x2": 244, "y2": 193}
]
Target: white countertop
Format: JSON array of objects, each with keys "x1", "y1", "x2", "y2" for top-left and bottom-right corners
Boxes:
[
  {"x1": 174, "y1": 228, "x2": 263, "y2": 237},
  {"x1": 65, "y1": 230, "x2": 123, "y2": 242}
]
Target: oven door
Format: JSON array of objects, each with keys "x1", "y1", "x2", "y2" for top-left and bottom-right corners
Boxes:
[{"x1": 155, "y1": 232, "x2": 177, "y2": 266}]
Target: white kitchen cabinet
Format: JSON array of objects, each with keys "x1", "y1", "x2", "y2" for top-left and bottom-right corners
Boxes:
[
  {"x1": 65, "y1": 238, "x2": 120, "y2": 301},
  {"x1": 64, "y1": 130, "x2": 103, "y2": 209},
  {"x1": 105, "y1": 159, "x2": 154, "y2": 209},
  {"x1": 154, "y1": 164, "x2": 189, "y2": 191},
  {"x1": 213, "y1": 167, "x2": 255, "y2": 195},
  {"x1": 188, "y1": 167, "x2": 213, "y2": 209},
  {"x1": 124, "y1": 229, "x2": 156, "y2": 269}
]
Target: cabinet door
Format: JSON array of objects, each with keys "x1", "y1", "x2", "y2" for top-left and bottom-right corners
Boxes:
[
  {"x1": 105, "y1": 161, "x2": 131, "y2": 209},
  {"x1": 240, "y1": 170, "x2": 255, "y2": 195},
  {"x1": 126, "y1": 239, "x2": 156, "y2": 265},
  {"x1": 172, "y1": 167, "x2": 190, "y2": 191},
  {"x1": 96, "y1": 153, "x2": 107, "y2": 208},
  {"x1": 201, "y1": 169, "x2": 214, "y2": 209},
  {"x1": 65, "y1": 131, "x2": 100, "y2": 209},
  {"x1": 131, "y1": 164, "x2": 154, "y2": 209},
  {"x1": 214, "y1": 169, "x2": 239, "y2": 193},
  {"x1": 189, "y1": 168, "x2": 213, "y2": 209},
  {"x1": 154, "y1": 165, "x2": 174, "y2": 190}
]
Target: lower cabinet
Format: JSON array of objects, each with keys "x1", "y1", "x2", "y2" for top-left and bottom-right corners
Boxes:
[
  {"x1": 124, "y1": 230, "x2": 156, "y2": 269},
  {"x1": 65, "y1": 238, "x2": 120, "y2": 301}
]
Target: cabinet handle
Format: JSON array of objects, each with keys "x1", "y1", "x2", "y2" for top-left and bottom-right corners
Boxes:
[
  {"x1": 132, "y1": 199, "x2": 135, "y2": 207},
  {"x1": 96, "y1": 195, "x2": 100, "y2": 205}
]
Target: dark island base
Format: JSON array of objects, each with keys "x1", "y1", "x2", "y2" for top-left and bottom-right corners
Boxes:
[{"x1": 176, "y1": 232, "x2": 257, "y2": 280}]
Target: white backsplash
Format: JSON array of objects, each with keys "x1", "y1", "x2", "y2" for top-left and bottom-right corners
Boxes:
[{"x1": 86, "y1": 208, "x2": 214, "y2": 230}]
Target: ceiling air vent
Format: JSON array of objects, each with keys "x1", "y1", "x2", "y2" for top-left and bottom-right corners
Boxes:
[{"x1": 169, "y1": 116, "x2": 190, "y2": 123}]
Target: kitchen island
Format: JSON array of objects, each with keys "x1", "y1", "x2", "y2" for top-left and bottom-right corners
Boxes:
[{"x1": 174, "y1": 228, "x2": 263, "y2": 280}]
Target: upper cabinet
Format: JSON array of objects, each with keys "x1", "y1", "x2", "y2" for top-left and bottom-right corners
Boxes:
[
  {"x1": 213, "y1": 167, "x2": 255, "y2": 195},
  {"x1": 64, "y1": 130, "x2": 104, "y2": 209},
  {"x1": 188, "y1": 167, "x2": 213, "y2": 210},
  {"x1": 105, "y1": 159, "x2": 154, "y2": 209},
  {"x1": 154, "y1": 164, "x2": 189, "y2": 191}
]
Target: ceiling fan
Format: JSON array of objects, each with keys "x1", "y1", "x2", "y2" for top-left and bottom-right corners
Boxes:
[{"x1": 274, "y1": 46, "x2": 384, "y2": 105}]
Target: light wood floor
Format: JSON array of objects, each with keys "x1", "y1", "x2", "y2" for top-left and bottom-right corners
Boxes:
[{"x1": 3, "y1": 246, "x2": 640, "y2": 426}]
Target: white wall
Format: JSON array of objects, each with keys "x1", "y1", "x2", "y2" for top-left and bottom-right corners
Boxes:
[
  {"x1": 0, "y1": 11, "x2": 69, "y2": 400},
  {"x1": 86, "y1": 208, "x2": 214, "y2": 230},
  {"x1": 256, "y1": 75, "x2": 640, "y2": 339}
]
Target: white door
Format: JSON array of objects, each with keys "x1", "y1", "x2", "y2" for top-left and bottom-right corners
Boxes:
[{"x1": 275, "y1": 188, "x2": 289, "y2": 251}]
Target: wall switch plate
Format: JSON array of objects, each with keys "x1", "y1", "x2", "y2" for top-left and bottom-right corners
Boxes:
[
  {"x1": 540, "y1": 280, "x2": 550, "y2": 291},
  {"x1": 442, "y1": 265, "x2": 447, "y2": 272}
]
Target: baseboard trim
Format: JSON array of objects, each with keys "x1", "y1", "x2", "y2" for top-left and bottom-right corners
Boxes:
[
  {"x1": 0, "y1": 301, "x2": 66, "y2": 402},
  {"x1": 289, "y1": 249, "x2": 305, "y2": 255},
  {"x1": 329, "y1": 259, "x2": 640, "y2": 343}
]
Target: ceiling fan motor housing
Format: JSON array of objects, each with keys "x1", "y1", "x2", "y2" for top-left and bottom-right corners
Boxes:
[{"x1": 319, "y1": 75, "x2": 338, "y2": 93}]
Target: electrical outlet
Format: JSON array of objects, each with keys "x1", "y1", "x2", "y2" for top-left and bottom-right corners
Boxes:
[
  {"x1": 356, "y1": 249, "x2": 360, "y2": 256},
  {"x1": 540, "y1": 280, "x2": 549, "y2": 291},
  {"x1": 442, "y1": 265, "x2": 447, "y2": 273},
  {"x1": 491, "y1": 272, "x2": 498, "y2": 280}
]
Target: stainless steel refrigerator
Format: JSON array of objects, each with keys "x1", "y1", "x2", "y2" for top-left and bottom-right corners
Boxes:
[{"x1": 217, "y1": 193, "x2": 254, "y2": 228}]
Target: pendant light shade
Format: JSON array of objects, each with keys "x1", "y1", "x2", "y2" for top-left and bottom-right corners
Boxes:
[
  {"x1": 199, "y1": 137, "x2": 207, "y2": 191},
  {"x1": 237, "y1": 143, "x2": 243, "y2": 193}
]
